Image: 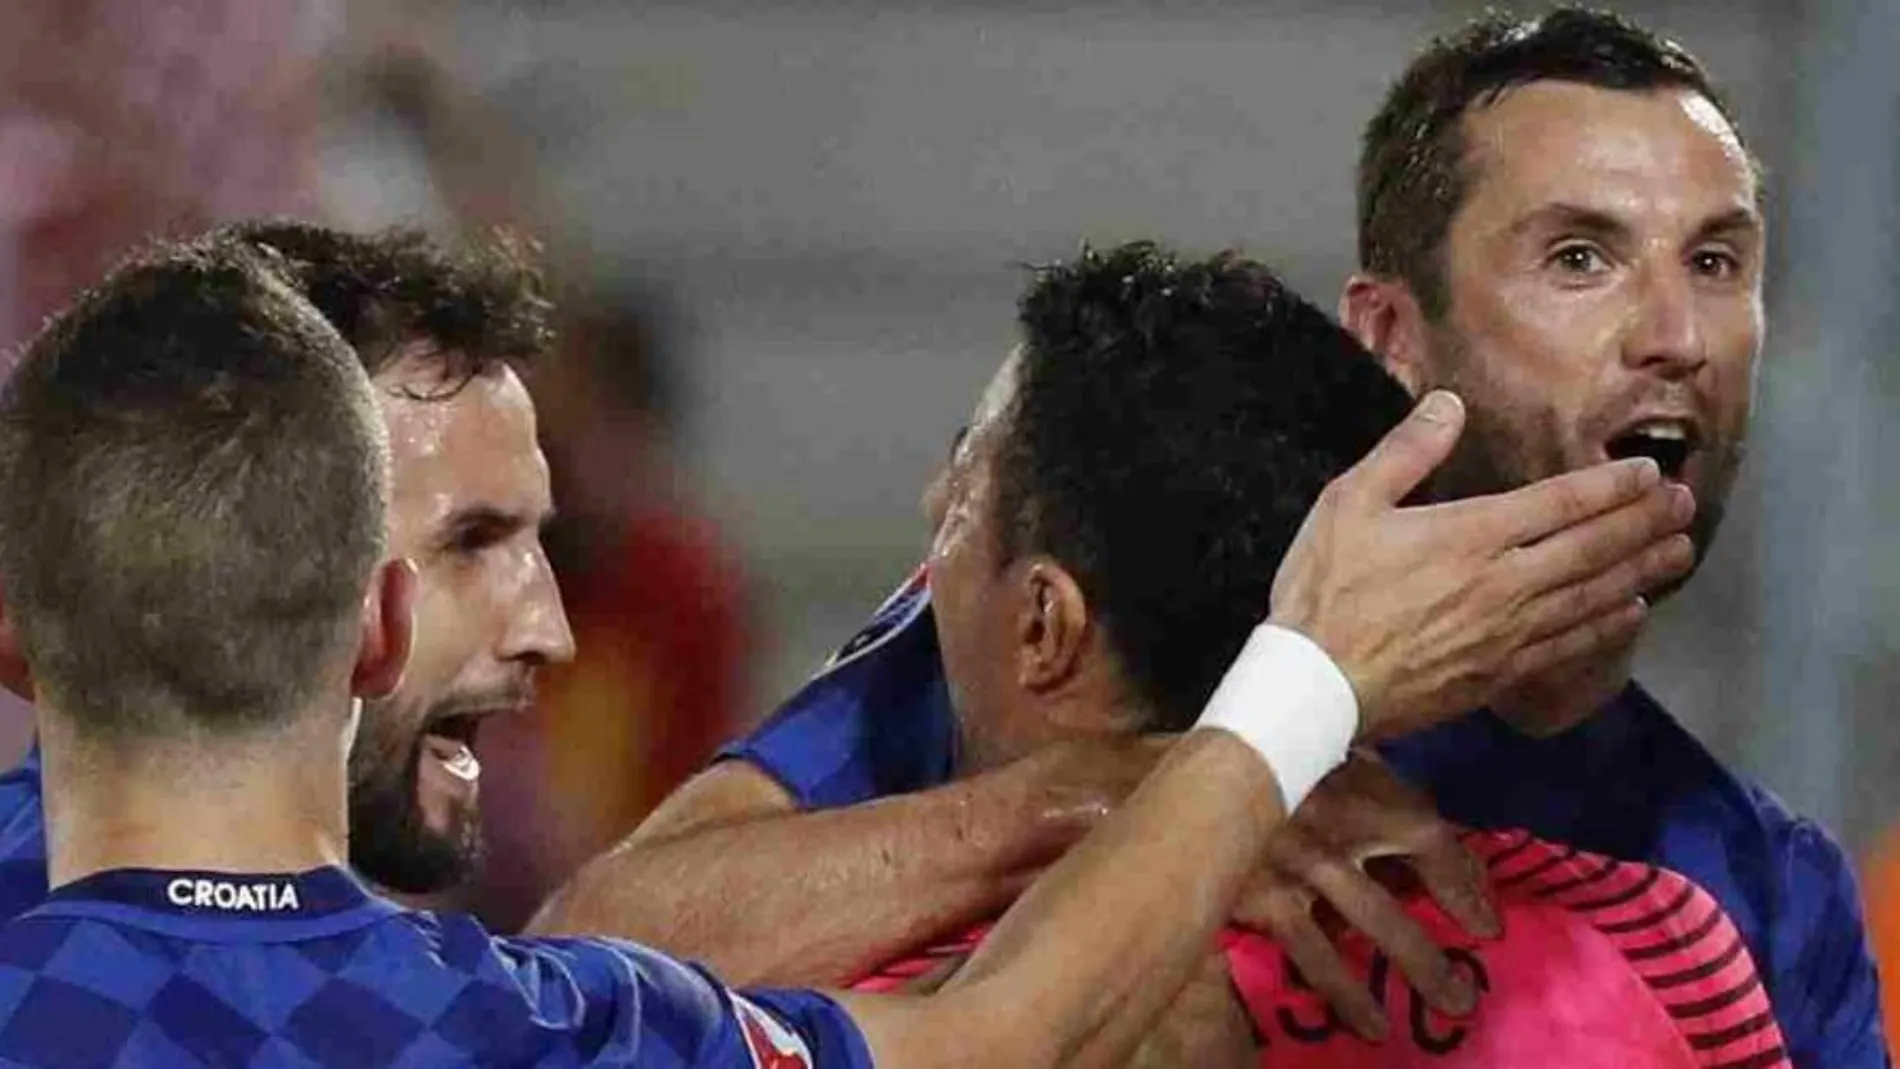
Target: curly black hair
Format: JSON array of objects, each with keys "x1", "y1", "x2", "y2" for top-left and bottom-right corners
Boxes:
[
  {"x1": 999, "y1": 241, "x2": 1413, "y2": 732},
  {"x1": 213, "y1": 219, "x2": 553, "y2": 394},
  {"x1": 1359, "y1": 7, "x2": 1755, "y2": 317}
]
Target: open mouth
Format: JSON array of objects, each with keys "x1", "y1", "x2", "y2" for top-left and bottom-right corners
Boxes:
[
  {"x1": 421, "y1": 713, "x2": 485, "y2": 783},
  {"x1": 1605, "y1": 419, "x2": 1699, "y2": 481}
]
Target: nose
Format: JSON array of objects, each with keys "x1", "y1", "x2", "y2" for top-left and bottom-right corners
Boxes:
[
  {"x1": 500, "y1": 544, "x2": 576, "y2": 667},
  {"x1": 1621, "y1": 262, "x2": 1709, "y2": 381}
]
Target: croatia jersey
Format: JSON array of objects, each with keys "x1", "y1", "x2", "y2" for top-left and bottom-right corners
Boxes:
[
  {"x1": 855, "y1": 830, "x2": 1791, "y2": 1068},
  {"x1": 0, "y1": 866, "x2": 871, "y2": 1068},
  {"x1": 0, "y1": 748, "x2": 45, "y2": 924},
  {"x1": 719, "y1": 578, "x2": 1888, "y2": 1069}
]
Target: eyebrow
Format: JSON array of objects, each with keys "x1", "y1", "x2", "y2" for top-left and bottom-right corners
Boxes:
[
  {"x1": 432, "y1": 504, "x2": 557, "y2": 550},
  {"x1": 1689, "y1": 206, "x2": 1763, "y2": 245},
  {"x1": 1510, "y1": 202, "x2": 1764, "y2": 247},
  {"x1": 1509, "y1": 203, "x2": 1633, "y2": 243}
]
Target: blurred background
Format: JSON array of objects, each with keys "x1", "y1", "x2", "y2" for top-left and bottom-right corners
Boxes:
[{"x1": 0, "y1": 0, "x2": 1893, "y2": 968}]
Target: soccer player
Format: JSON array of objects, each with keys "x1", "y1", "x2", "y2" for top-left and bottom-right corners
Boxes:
[
  {"x1": 0, "y1": 221, "x2": 576, "y2": 914},
  {"x1": 536, "y1": 10, "x2": 1885, "y2": 1069},
  {"x1": 0, "y1": 239, "x2": 1672, "y2": 1065},
  {"x1": 0, "y1": 216, "x2": 1688, "y2": 1006},
  {"x1": 840, "y1": 241, "x2": 1785, "y2": 1068}
]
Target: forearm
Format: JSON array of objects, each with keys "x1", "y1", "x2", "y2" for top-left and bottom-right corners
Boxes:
[
  {"x1": 529, "y1": 768, "x2": 1081, "y2": 987},
  {"x1": 1122, "y1": 953, "x2": 1257, "y2": 1069},
  {"x1": 841, "y1": 731, "x2": 1287, "y2": 1069}
]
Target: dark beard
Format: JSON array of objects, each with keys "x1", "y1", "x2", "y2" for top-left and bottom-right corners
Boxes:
[
  {"x1": 1417, "y1": 328, "x2": 1733, "y2": 605},
  {"x1": 346, "y1": 746, "x2": 483, "y2": 895},
  {"x1": 1411, "y1": 387, "x2": 1543, "y2": 505}
]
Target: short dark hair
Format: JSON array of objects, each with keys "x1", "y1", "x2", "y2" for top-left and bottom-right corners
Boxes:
[
  {"x1": 1000, "y1": 241, "x2": 1412, "y2": 731},
  {"x1": 0, "y1": 241, "x2": 387, "y2": 736},
  {"x1": 213, "y1": 220, "x2": 554, "y2": 394},
  {"x1": 1358, "y1": 7, "x2": 1753, "y2": 317}
]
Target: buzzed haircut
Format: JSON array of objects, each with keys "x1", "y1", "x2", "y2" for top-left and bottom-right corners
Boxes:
[
  {"x1": 1001, "y1": 241, "x2": 1413, "y2": 732},
  {"x1": 1358, "y1": 6, "x2": 1754, "y2": 317},
  {"x1": 0, "y1": 241, "x2": 388, "y2": 736}
]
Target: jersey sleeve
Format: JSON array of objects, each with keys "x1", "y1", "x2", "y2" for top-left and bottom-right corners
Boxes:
[
  {"x1": 493, "y1": 932, "x2": 875, "y2": 1068},
  {"x1": 716, "y1": 568, "x2": 958, "y2": 810},
  {"x1": 1766, "y1": 819, "x2": 1891, "y2": 1069}
]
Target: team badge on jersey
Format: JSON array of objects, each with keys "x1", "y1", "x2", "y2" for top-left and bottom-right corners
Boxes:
[
  {"x1": 819, "y1": 564, "x2": 931, "y2": 673},
  {"x1": 732, "y1": 994, "x2": 815, "y2": 1069}
]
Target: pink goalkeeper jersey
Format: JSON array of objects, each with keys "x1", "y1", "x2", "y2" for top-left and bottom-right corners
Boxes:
[{"x1": 854, "y1": 829, "x2": 1790, "y2": 1068}]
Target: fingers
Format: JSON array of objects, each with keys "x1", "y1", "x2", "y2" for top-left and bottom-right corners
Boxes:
[
  {"x1": 1337, "y1": 391, "x2": 1466, "y2": 507},
  {"x1": 1507, "y1": 482, "x2": 1694, "y2": 598},
  {"x1": 1515, "y1": 533, "x2": 1694, "y2": 645},
  {"x1": 1239, "y1": 886, "x2": 1390, "y2": 1042},
  {"x1": 1470, "y1": 456, "x2": 1665, "y2": 549},
  {"x1": 1507, "y1": 599, "x2": 1649, "y2": 682},
  {"x1": 1294, "y1": 850, "x2": 1477, "y2": 1021},
  {"x1": 1404, "y1": 833, "x2": 1501, "y2": 941}
]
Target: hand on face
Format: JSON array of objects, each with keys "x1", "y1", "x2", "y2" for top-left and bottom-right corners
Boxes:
[
  {"x1": 1268, "y1": 391, "x2": 1694, "y2": 740},
  {"x1": 1393, "y1": 83, "x2": 1763, "y2": 584}
]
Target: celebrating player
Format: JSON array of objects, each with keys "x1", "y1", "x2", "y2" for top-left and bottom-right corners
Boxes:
[
  {"x1": 0, "y1": 237, "x2": 1675, "y2": 1065},
  {"x1": 540, "y1": 10, "x2": 1883, "y2": 1068},
  {"x1": 837, "y1": 240, "x2": 1782, "y2": 1068}
]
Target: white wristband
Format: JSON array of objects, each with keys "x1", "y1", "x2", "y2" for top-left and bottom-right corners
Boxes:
[{"x1": 1192, "y1": 624, "x2": 1359, "y2": 811}]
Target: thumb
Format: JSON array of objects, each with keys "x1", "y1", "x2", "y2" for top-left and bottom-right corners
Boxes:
[{"x1": 1341, "y1": 390, "x2": 1465, "y2": 506}]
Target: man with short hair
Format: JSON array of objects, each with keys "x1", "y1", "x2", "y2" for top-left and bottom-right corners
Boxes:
[
  {"x1": 1342, "y1": 12, "x2": 1884, "y2": 1065},
  {"x1": 538, "y1": 10, "x2": 1885, "y2": 1068},
  {"x1": 0, "y1": 235, "x2": 1675, "y2": 1066}
]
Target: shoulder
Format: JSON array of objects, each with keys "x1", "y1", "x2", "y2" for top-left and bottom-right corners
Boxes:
[
  {"x1": 493, "y1": 932, "x2": 876, "y2": 1068},
  {"x1": 0, "y1": 911, "x2": 84, "y2": 979},
  {"x1": 0, "y1": 749, "x2": 39, "y2": 804},
  {"x1": 0, "y1": 752, "x2": 44, "y2": 856},
  {"x1": 718, "y1": 568, "x2": 957, "y2": 809},
  {"x1": 1619, "y1": 686, "x2": 1798, "y2": 841},
  {"x1": 488, "y1": 929, "x2": 738, "y2": 1052}
]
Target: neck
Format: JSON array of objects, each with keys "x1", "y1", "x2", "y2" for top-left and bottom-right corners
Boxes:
[
  {"x1": 39, "y1": 700, "x2": 352, "y2": 888},
  {"x1": 958, "y1": 685, "x2": 1151, "y2": 777},
  {"x1": 1489, "y1": 644, "x2": 1636, "y2": 737}
]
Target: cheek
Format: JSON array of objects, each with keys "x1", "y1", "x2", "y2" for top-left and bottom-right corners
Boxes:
[
  {"x1": 1443, "y1": 288, "x2": 1615, "y2": 430},
  {"x1": 1705, "y1": 304, "x2": 1762, "y2": 430},
  {"x1": 350, "y1": 696, "x2": 426, "y2": 779},
  {"x1": 402, "y1": 568, "x2": 487, "y2": 691},
  {"x1": 930, "y1": 572, "x2": 1004, "y2": 713}
]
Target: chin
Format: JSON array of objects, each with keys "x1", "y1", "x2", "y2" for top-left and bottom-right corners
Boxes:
[{"x1": 347, "y1": 766, "x2": 484, "y2": 896}]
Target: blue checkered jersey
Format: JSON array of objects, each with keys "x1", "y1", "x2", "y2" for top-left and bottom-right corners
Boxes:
[
  {"x1": 721, "y1": 582, "x2": 1889, "y2": 1069},
  {"x1": 0, "y1": 748, "x2": 46, "y2": 925},
  {"x1": 718, "y1": 568, "x2": 956, "y2": 808},
  {"x1": 0, "y1": 866, "x2": 872, "y2": 1068}
]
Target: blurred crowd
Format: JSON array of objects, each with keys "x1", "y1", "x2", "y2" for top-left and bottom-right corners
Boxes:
[{"x1": 0, "y1": 0, "x2": 748, "y2": 934}]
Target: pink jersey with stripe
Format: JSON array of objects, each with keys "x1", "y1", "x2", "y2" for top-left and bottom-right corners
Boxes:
[{"x1": 853, "y1": 829, "x2": 1789, "y2": 1068}]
